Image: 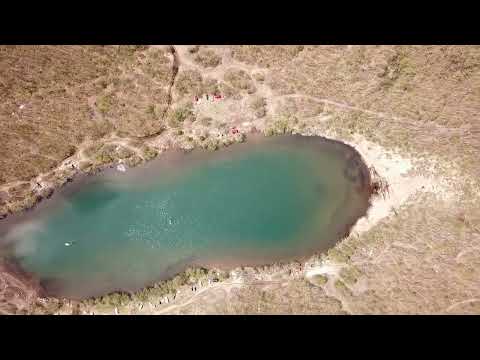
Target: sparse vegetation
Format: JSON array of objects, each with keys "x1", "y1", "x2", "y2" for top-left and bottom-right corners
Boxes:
[
  {"x1": 265, "y1": 117, "x2": 291, "y2": 135},
  {"x1": 218, "y1": 81, "x2": 239, "y2": 99},
  {"x1": 188, "y1": 45, "x2": 200, "y2": 54},
  {"x1": 327, "y1": 248, "x2": 350, "y2": 263},
  {"x1": 339, "y1": 266, "x2": 362, "y2": 286},
  {"x1": 174, "y1": 70, "x2": 203, "y2": 97},
  {"x1": 193, "y1": 49, "x2": 222, "y2": 68},
  {"x1": 224, "y1": 68, "x2": 256, "y2": 94},
  {"x1": 200, "y1": 117, "x2": 213, "y2": 126},
  {"x1": 203, "y1": 78, "x2": 220, "y2": 95},
  {"x1": 167, "y1": 106, "x2": 194, "y2": 128},
  {"x1": 334, "y1": 279, "x2": 352, "y2": 296},
  {"x1": 236, "y1": 133, "x2": 247, "y2": 143},
  {"x1": 140, "y1": 146, "x2": 158, "y2": 160},
  {"x1": 378, "y1": 51, "x2": 416, "y2": 89},
  {"x1": 78, "y1": 266, "x2": 219, "y2": 312},
  {"x1": 249, "y1": 96, "x2": 267, "y2": 118},
  {"x1": 309, "y1": 274, "x2": 328, "y2": 286},
  {"x1": 231, "y1": 45, "x2": 305, "y2": 68},
  {"x1": 124, "y1": 155, "x2": 143, "y2": 168},
  {"x1": 91, "y1": 144, "x2": 123, "y2": 165},
  {"x1": 201, "y1": 138, "x2": 219, "y2": 151},
  {"x1": 253, "y1": 72, "x2": 265, "y2": 82},
  {"x1": 78, "y1": 161, "x2": 93, "y2": 171}
]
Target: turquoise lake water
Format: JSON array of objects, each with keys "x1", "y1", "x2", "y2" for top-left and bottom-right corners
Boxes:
[{"x1": 0, "y1": 135, "x2": 371, "y2": 299}]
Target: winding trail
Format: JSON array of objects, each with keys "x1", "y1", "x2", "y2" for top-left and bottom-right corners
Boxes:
[
  {"x1": 141, "y1": 45, "x2": 179, "y2": 141},
  {"x1": 165, "y1": 45, "x2": 180, "y2": 114},
  {"x1": 147, "y1": 279, "x2": 287, "y2": 315}
]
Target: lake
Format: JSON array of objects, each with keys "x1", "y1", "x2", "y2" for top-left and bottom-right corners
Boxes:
[{"x1": 0, "y1": 135, "x2": 371, "y2": 299}]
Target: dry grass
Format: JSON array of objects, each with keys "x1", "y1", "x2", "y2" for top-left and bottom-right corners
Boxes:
[
  {"x1": 231, "y1": 45, "x2": 305, "y2": 68},
  {"x1": 223, "y1": 68, "x2": 257, "y2": 94},
  {"x1": 318, "y1": 192, "x2": 480, "y2": 314},
  {"x1": 0, "y1": 45, "x2": 173, "y2": 184},
  {"x1": 174, "y1": 69, "x2": 204, "y2": 98},
  {"x1": 0, "y1": 258, "x2": 42, "y2": 315},
  {"x1": 193, "y1": 48, "x2": 222, "y2": 68},
  {"x1": 180, "y1": 280, "x2": 346, "y2": 315}
]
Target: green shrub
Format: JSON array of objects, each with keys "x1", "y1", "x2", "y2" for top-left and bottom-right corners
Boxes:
[
  {"x1": 265, "y1": 128, "x2": 276, "y2": 136},
  {"x1": 96, "y1": 94, "x2": 115, "y2": 114},
  {"x1": 124, "y1": 155, "x2": 142, "y2": 167},
  {"x1": 168, "y1": 106, "x2": 193, "y2": 128},
  {"x1": 95, "y1": 152, "x2": 114, "y2": 165},
  {"x1": 310, "y1": 274, "x2": 328, "y2": 286},
  {"x1": 327, "y1": 248, "x2": 350, "y2": 263},
  {"x1": 203, "y1": 139, "x2": 219, "y2": 151},
  {"x1": 237, "y1": 133, "x2": 247, "y2": 143},
  {"x1": 141, "y1": 146, "x2": 158, "y2": 160},
  {"x1": 146, "y1": 104, "x2": 155, "y2": 116},
  {"x1": 117, "y1": 147, "x2": 135, "y2": 159},
  {"x1": 267, "y1": 118, "x2": 289, "y2": 134}
]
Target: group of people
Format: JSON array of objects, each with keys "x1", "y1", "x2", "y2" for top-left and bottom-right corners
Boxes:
[{"x1": 194, "y1": 93, "x2": 223, "y2": 104}]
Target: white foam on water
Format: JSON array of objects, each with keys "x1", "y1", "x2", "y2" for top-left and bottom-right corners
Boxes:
[
  {"x1": 3, "y1": 220, "x2": 43, "y2": 243},
  {"x1": 4, "y1": 220, "x2": 45, "y2": 257}
]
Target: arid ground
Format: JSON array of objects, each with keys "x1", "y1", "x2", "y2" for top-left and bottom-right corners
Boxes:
[{"x1": 1, "y1": 45, "x2": 479, "y2": 315}]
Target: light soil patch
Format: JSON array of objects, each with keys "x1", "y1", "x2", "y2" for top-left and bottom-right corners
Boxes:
[{"x1": 328, "y1": 133, "x2": 453, "y2": 236}]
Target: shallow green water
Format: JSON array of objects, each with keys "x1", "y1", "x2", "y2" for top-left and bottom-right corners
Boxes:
[{"x1": 1, "y1": 135, "x2": 370, "y2": 299}]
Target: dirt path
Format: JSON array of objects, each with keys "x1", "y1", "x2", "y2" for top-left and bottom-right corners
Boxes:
[
  {"x1": 160, "y1": 46, "x2": 179, "y2": 123},
  {"x1": 132, "y1": 279, "x2": 288, "y2": 315}
]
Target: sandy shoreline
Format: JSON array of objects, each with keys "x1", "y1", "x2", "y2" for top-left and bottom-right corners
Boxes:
[{"x1": 304, "y1": 129, "x2": 456, "y2": 280}]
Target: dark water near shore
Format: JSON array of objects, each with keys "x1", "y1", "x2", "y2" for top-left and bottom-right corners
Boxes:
[{"x1": 0, "y1": 135, "x2": 371, "y2": 299}]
